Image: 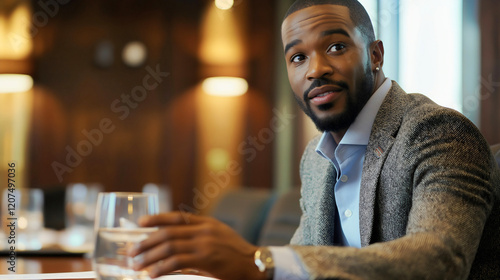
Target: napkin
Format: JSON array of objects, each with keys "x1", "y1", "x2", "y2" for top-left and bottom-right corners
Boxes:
[
  {"x1": 0, "y1": 271, "x2": 95, "y2": 279},
  {"x1": 0, "y1": 271, "x2": 218, "y2": 280}
]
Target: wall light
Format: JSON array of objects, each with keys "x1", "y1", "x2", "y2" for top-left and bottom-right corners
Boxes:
[
  {"x1": 200, "y1": 0, "x2": 244, "y2": 65},
  {"x1": 202, "y1": 77, "x2": 248, "y2": 97},
  {"x1": 122, "y1": 41, "x2": 148, "y2": 67},
  {"x1": 0, "y1": 74, "x2": 33, "y2": 94},
  {"x1": 215, "y1": 0, "x2": 234, "y2": 10}
]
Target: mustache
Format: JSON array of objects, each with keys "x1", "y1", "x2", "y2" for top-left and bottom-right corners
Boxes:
[{"x1": 303, "y1": 78, "x2": 349, "y2": 100}]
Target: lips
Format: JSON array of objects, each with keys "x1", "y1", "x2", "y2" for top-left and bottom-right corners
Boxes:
[{"x1": 307, "y1": 85, "x2": 344, "y2": 106}]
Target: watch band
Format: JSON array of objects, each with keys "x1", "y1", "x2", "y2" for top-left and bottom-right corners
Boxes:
[{"x1": 254, "y1": 247, "x2": 275, "y2": 280}]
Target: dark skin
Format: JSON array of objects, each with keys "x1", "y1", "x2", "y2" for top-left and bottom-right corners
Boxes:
[
  {"x1": 128, "y1": 4, "x2": 385, "y2": 279},
  {"x1": 127, "y1": 213, "x2": 266, "y2": 280},
  {"x1": 283, "y1": 4, "x2": 385, "y2": 143}
]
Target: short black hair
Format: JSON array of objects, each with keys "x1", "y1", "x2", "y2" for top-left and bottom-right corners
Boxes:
[{"x1": 284, "y1": 0, "x2": 376, "y2": 45}]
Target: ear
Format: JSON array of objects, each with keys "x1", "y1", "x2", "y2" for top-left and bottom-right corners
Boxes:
[{"x1": 370, "y1": 40, "x2": 384, "y2": 72}]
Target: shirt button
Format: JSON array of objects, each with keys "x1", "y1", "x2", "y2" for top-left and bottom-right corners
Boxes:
[
  {"x1": 344, "y1": 209, "x2": 353, "y2": 218},
  {"x1": 340, "y1": 175, "x2": 348, "y2": 182}
]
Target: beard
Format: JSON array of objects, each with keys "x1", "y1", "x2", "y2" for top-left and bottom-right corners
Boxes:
[{"x1": 295, "y1": 64, "x2": 375, "y2": 132}]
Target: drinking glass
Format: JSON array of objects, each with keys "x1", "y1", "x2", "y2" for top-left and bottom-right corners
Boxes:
[
  {"x1": 1, "y1": 188, "x2": 44, "y2": 250},
  {"x1": 93, "y1": 192, "x2": 159, "y2": 280},
  {"x1": 62, "y1": 183, "x2": 102, "y2": 252}
]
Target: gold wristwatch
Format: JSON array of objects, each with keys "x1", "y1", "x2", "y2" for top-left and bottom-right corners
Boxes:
[{"x1": 254, "y1": 247, "x2": 275, "y2": 280}]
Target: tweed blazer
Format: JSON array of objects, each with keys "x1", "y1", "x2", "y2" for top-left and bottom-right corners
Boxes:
[{"x1": 290, "y1": 82, "x2": 500, "y2": 280}]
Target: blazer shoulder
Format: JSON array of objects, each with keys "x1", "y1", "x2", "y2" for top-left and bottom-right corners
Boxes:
[
  {"x1": 385, "y1": 83, "x2": 492, "y2": 172},
  {"x1": 400, "y1": 93, "x2": 481, "y2": 139},
  {"x1": 381, "y1": 82, "x2": 480, "y2": 138},
  {"x1": 389, "y1": 81, "x2": 467, "y2": 122}
]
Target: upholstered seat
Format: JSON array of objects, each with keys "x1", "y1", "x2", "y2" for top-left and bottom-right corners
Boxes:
[
  {"x1": 258, "y1": 187, "x2": 302, "y2": 246},
  {"x1": 211, "y1": 188, "x2": 273, "y2": 245}
]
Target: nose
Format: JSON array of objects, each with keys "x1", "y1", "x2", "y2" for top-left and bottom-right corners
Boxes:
[{"x1": 306, "y1": 53, "x2": 333, "y2": 80}]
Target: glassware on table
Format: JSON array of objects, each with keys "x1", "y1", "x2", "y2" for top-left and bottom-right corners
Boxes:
[
  {"x1": 62, "y1": 183, "x2": 102, "y2": 252},
  {"x1": 93, "y1": 192, "x2": 159, "y2": 280},
  {"x1": 142, "y1": 183, "x2": 173, "y2": 213},
  {"x1": 1, "y1": 188, "x2": 44, "y2": 250}
]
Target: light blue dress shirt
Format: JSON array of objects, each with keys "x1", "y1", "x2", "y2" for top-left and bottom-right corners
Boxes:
[
  {"x1": 316, "y1": 132, "x2": 365, "y2": 247},
  {"x1": 270, "y1": 78, "x2": 392, "y2": 279}
]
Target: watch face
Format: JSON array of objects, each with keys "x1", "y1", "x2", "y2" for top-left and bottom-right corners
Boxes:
[
  {"x1": 255, "y1": 248, "x2": 274, "y2": 273},
  {"x1": 261, "y1": 250, "x2": 272, "y2": 263}
]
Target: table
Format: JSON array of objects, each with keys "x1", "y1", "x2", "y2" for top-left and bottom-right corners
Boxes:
[
  {"x1": 0, "y1": 256, "x2": 215, "y2": 280},
  {"x1": 0, "y1": 255, "x2": 92, "y2": 279}
]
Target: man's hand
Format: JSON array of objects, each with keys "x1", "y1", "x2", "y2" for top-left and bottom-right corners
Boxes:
[{"x1": 127, "y1": 212, "x2": 267, "y2": 280}]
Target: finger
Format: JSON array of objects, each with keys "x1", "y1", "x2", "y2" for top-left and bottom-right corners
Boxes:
[
  {"x1": 128, "y1": 225, "x2": 201, "y2": 256},
  {"x1": 132, "y1": 239, "x2": 195, "y2": 271},
  {"x1": 149, "y1": 254, "x2": 200, "y2": 279},
  {"x1": 138, "y1": 212, "x2": 205, "y2": 227}
]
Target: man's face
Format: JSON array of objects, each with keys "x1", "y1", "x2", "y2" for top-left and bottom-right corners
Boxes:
[{"x1": 281, "y1": 4, "x2": 375, "y2": 132}]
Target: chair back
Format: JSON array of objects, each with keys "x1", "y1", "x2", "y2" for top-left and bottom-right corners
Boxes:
[
  {"x1": 258, "y1": 187, "x2": 302, "y2": 246},
  {"x1": 491, "y1": 144, "x2": 500, "y2": 167},
  {"x1": 211, "y1": 188, "x2": 272, "y2": 245}
]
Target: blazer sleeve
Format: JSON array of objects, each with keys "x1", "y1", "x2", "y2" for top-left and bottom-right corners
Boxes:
[
  {"x1": 290, "y1": 108, "x2": 500, "y2": 280},
  {"x1": 290, "y1": 196, "x2": 306, "y2": 245}
]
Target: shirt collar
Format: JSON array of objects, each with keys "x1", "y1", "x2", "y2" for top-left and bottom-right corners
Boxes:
[
  {"x1": 316, "y1": 132, "x2": 337, "y2": 161},
  {"x1": 316, "y1": 78, "x2": 392, "y2": 157}
]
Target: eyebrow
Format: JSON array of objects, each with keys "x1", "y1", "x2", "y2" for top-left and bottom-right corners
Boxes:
[
  {"x1": 321, "y1": 28, "x2": 350, "y2": 38},
  {"x1": 284, "y1": 28, "x2": 350, "y2": 55},
  {"x1": 284, "y1": 39, "x2": 302, "y2": 55}
]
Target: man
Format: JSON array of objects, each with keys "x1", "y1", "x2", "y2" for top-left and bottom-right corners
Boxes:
[{"x1": 128, "y1": 0, "x2": 500, "y2": 279}]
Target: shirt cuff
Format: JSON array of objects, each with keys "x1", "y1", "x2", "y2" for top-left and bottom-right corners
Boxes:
[{"x1": 268, "y1": 246, "x2": 309, "y2": 280}]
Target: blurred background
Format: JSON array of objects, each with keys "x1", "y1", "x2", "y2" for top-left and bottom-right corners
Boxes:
[{"x1": 0, "y1": 0, "x2": 499, "y2": 231}]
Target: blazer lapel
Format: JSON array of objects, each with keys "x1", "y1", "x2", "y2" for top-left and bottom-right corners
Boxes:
[
  {"x1": 315, "y1": 163, "x2": 338, "y2": 245},
  {"x1": 359, "y1": 81, "x2": 408, "y2": 247}
]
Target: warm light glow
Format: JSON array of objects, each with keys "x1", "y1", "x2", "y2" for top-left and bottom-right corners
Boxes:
[
  {"x1": 122, "y1": 41, "x2": 148, "y2": 67},
  {"x1": 18, "y1": 216, "x2": 28, "y2": 229},
  {"x1": 128, "y1": 195, "x2": 133, "y2": 214},
  {"x1": 206, "y1": 148, "x2": 230, "y2": 171},
  {"x1": 0, "y1": 75, "x2": 33, "y2": 204},
  {"x1": 195, "y1": 83, "x2": 246, "y2": 213},
  {"x1": 215, "y1": 0, "x2": 234, "y2": 10},
  {"x1": 199, "y1": 2, "x2": 245, "y2": 65},
  {"x1": 0, "y1": 4, "x2": 33, "y2": 59},
  {"x1": 0, "y1": 74, "x2": 33, "y2": 94},
  {"x1": 202, "y1": 77, "x2": 248, "y2": 97}
]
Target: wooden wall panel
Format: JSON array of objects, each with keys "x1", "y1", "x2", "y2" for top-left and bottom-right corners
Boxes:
[{"x1": 28, "y1": 0, "x2": 277, "y2": 209}]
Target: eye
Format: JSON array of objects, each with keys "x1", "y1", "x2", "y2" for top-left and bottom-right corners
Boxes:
[
  {"x1": 327, "y1": 43, "x2": 346, "y2": 53},
  {"x1": 290, "y1": 54, "x2": 306, "y2": 63}
]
